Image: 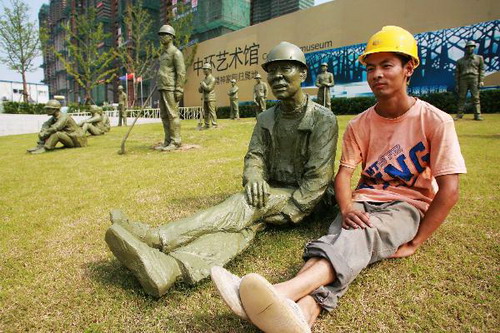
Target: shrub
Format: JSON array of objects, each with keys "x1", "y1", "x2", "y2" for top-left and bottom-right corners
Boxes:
[{"x1": 3, "y1": 101, "x2": 45, "y2": 114}]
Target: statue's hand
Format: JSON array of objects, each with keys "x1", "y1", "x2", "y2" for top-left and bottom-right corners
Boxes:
[
  {"x1": 479, "y1": 82, "x2": 484, "y2": 88},
  {"x1": 245, "y1": 178, "x2": 270, "y2": 208}
]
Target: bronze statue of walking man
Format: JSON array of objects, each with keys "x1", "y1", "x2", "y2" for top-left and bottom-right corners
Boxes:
[{"x1": 156, "y1": 24, "x2": 186, "y2": 151}]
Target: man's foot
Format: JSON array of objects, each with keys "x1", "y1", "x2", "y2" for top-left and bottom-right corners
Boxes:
[
  {"x1": 161, "y1": 143, "x2": 180, "y2": 151},
  {"x1": 105, "y1": 224, "x2": 181, "y2": 298},
  {"x1": 29, "y1": 147, "x2": 47, "y2": 154},
  {"x1": 210, "y1": 266, "x2": 249, "y2": 321},
  {"x1": 240, "y1": 273, "x2": 311, "y2": 333},
  {"x1": 474, "y1": 115, "x2": 484, "y2": 121},
  {"x1": 109, "y1": 209, "x2": 161, "y2": 249}
]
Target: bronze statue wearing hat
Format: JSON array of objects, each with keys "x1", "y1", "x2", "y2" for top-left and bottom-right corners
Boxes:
[
  {"x1": 315, "y1": 62, "x2": 334, "y2": 109},
  {"x1": 455, "y1": 41, "x2": 484, "y2": 121},
  {"x1": 156, "y1": 24, "x2": 186, "y2": 151}
]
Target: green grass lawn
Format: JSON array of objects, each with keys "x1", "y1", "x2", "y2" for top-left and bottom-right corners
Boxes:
[{"x1": 0, "y1": 115, "x2": 498, "y2": 332}]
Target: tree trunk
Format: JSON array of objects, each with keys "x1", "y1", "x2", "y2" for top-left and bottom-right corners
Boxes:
[{"x1": 21, "y1": 70, "x2": 29, "y2": 103}]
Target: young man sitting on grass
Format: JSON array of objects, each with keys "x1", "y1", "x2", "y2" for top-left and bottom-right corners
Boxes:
[{"x1": 211, "y1": 26, "x2": 467, "y2": 333}]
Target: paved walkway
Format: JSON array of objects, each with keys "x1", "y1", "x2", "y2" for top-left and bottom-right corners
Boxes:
[{"x1": 0, "y1": 114, "x2": 162, "y2": 136}]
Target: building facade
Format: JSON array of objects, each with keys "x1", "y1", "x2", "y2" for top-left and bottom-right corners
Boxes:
[
  {"x1": 250, "y1": 0, "x2": 313, "y2": 25},
  {"x1": 0, "y1": 80, "x2": 50, "y2": 104}
]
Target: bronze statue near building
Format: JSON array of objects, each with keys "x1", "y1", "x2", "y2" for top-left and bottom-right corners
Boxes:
[
  {"x1": 27, "y1": 100, "x2": 87, "y2": 154},
  {"x1": 198, "y1": 63, "x2": 218, "y2": 128},
  {"x1": 228, "y1": 79, "x2": 240, "y2": 120},
  {"x1": 455, "y1": 40, "x2": 484, "y2": 121},
  {"x1": 80, "y1": 105, "x2": 105, "y2": 136},
  {"x1": 104, "y1": 42, "x2": 338, "y2": 298},
  {"x1": 156, "y1": 24, "x2": 186, "y2": 151},
  {"x1": 117, "y1": 85, "x2": 128, "y2": 126},
  {"x1": 315, "y1": 62, "x2": 334, "y2": 109},
  {"x1": 253, "y1": 73, "x2": 268, "y2": 115}
]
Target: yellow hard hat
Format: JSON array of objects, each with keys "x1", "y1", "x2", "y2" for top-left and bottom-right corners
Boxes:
[{"x1": 358, "y1": 26, "x2": 419, "y2": 67}]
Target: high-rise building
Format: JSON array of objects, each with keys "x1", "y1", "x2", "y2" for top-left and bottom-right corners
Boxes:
[
  {"x1": 39, "y1": 0, "x2": 160, "y2": 104},
  {"x1": 190, "y1": 0, "x2": 251, "y2": 43},
  {"x1": 250, "y1": 0, "x2": 314, "y2": 25}
]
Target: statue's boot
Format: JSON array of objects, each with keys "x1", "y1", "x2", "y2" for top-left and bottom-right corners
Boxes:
[
  {"x1": 110, "y1": 209, "x2": 162, "y2": 249},
  {"x1": 105, "y1": 224, "x2": 181, "y2": 298},
  {"x1": 161, "y1": 143, "x2": 180, "y2": 151},
  {"x1": 474, "y1": 105, "x2": 483, "y2": 121},
  {"x1": 27, "y1": 144, "x2": 44, "y2": 152},
  {"x1": 30, "y1": 147, "x2": 47, "y2": 154}
]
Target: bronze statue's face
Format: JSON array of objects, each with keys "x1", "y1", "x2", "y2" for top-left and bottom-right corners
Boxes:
[
  {"x1": 231, "y1": 82, "x2": 236, "y2": 86},
  {"x1": 321, "y1": 65, "x2": 327, "y2": 72},
  {"x1": 160, "y1": 33, "x2": 173, "y2": 45},
  {"x1": 465, "y1": 46, "x2": 475, "y2": 56},
  {"x1": 203, "y1": 68, "x2": 210, "y2": 76},
  {"x1": 266, "y1": 61, "x2": 306, "y2": 100},
  {"x1": 255, "y1": 78, "x2": 261, "y2": 83}
]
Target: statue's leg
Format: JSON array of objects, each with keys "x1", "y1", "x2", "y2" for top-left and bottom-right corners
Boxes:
[
  {"x1": 118, "y1": 107, "x2": 123, "y2": 126},
  {"x1": 44, "y1": 133, "x2": 61, "y2": 150},
  {"x1": 169, "y1": 224, "x2": 263, "y2": 285},
  {"x1": 105, "y1": 224, "x2": 181, "y2": 298},
  {"x1": 164, "y1": 91, "x2": 181, "y2": 147},
  {"x1": 88, "y1": 125, "x2": 103, "y2": 136},
  {"x1": 456, "y1": 79, "x2": 468, "y2": 118},
  {"x1": 469, "y1": 78, "x2": 482, "y2": 119},
  {"x1": 159, "y1": 91, "x2": 171, "y2": 147},
  {"x1": 157, "y1": 188, "x2": 293, "y2": 252},
  {"x1": 235, "y1": 103, "x2": 240, "y2": 119},
  {"x1": 203, "y1": 101, "x2": 210, "y2": 128},
  {"x1": 56, "y1": 132, "x2": 75, "y2": 148},
  {"x1": 209, "y1": 101, "x2": 217, "y2": 127}
]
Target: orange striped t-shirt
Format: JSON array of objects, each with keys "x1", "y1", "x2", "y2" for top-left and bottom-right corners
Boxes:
[{"x1": 340, "y1": 98, "x2": 467, "y2": 213}]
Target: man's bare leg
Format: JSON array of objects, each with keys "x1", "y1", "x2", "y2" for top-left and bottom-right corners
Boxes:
[{"x1": 273, "y1": 258, "x2": 335, "y2": 325}]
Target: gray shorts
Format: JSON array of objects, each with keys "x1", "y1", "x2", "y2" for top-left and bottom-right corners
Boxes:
[{"x1": 303, "y1": 201, "x2": 421, "y2": 312}]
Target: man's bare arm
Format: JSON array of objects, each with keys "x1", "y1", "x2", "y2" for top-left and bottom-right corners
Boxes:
[
  {"x1": 334, "y1": 166, "x2": 372, "y2": 229},
  {"x1": 391, "y1": 174, "x2": 459, "y2": 258}
]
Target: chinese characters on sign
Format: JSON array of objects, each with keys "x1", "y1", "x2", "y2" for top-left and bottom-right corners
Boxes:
[{"x1": 193, "y1": 43, "x2": 261, "y2": 84}]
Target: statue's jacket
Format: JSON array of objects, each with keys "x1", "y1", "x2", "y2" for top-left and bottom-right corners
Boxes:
[
  {"x1": 42, "y1": 113, "x2": 87, "y2": 147},
  {"x1": 243, "y1": 96, "x2": 338, "y2": 219},
  {"x1": 199, "y1": 74, "x2": 216, "y2": 101},
  {"x1": 455, "y1": 54, "x2": 484, "y2": 81},
  {"x1": 157, "y1": 45, "x2": 186, "y2": 93}
]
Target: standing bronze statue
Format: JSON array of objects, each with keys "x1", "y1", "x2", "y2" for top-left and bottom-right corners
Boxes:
[
  {"x1": 455, "y1": 41, "x2": 484, "y2": 121},
  {"x1": 156, "y1": 24, "x2": 186, "y2": 151},
  {"x1": 27, "y1": 99, "x2": 87, "y2": 154},
  {"x1": 117, "y1": 85, "x2": 128, "y2": 126},
  {"x1": 315, "y1": 62, "x2": 334, "y2": 109},
  {"x1": 105, "y1": 41, "x2": 338, "y2": 298},
  {"x1": 253, "y1": 73, "x2": 268, "y2": 115},
  {"x1": 198, "y1": 63, "x2": 218, "y2": 128},
  {"x1": 80, "y1": 105, "x2": 105, "y2": 136},
  {"x1": 227, "y1": 79, "x2": 239, "y2": 120}
]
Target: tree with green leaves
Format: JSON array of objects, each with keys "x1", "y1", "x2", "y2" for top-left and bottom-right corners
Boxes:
[
  {"x1": 168, "y1": 1, "x2": 198, "y2": 75},
  {"x1": 115, "y1": 0, "x2": 160, "y2": 107},
  {"x1": 0, "y1": 0, "x2": 41, "y2": 103},
  {"x1": 52, "y1": 8, "x2": 117, "y2": 104}
]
